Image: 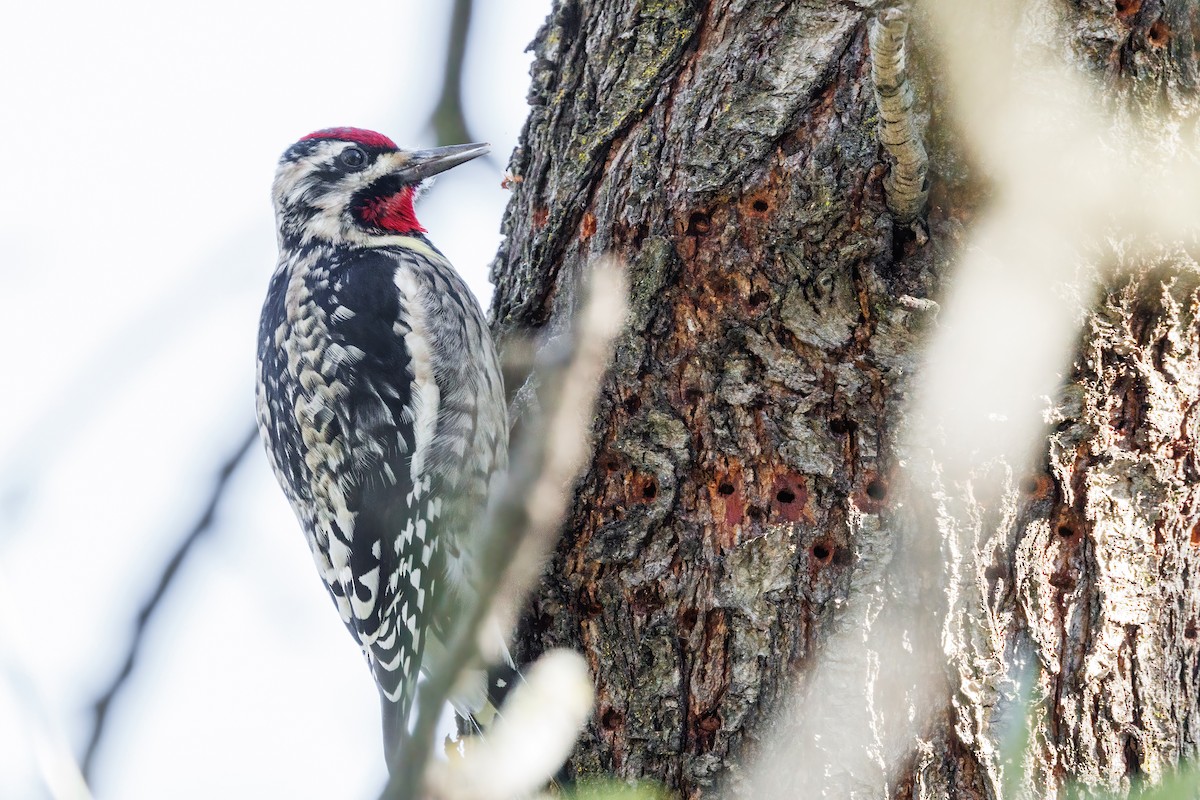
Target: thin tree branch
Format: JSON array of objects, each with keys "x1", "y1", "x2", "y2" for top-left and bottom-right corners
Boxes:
[
  {"x1": 80, "y1": 425, "x2": 259, "y2": 780},
  {"x1": 380, "y1": 265, "x2": 626, "y2": 800},
  {"x1": 430, "y1": 0, "x2": 476, "y2": 147}
]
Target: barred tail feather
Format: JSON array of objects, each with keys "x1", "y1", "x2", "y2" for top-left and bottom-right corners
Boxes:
[{"x1": 376, "y1": 646, "x2": 418, "y2": 770}]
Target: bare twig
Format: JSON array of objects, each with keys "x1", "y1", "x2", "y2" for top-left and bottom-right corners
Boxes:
[
  {"x1": 80, "y1": 425, "x2": 259, "y2": 780},
  {"x1": 380, "y1": 265, "x2": 626, "y2": 800}
]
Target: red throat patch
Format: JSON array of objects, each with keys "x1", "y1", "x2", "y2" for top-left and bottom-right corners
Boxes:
[{"x1": 357, "y1": 187, "x2": 426, "y2": 235}]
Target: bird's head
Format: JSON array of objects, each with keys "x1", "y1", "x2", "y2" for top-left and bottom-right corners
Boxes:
[{"x1": 272, "y1": 127, "x2": 489, "y2": 246}]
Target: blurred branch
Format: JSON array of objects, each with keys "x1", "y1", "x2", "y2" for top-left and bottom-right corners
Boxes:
[
  {"x1": 426, "y1": 0, "x2": 506, "y2": 172},
  {"x1": 380, "y1": 265, "x2": 626, "y2": 800},
  {"x1": 430, "y1": 0, "x2": 476, "y2": 147},
  {"x1": 0, "y1": 562, "x2": 96, "y2": 800},
  {"x1": 80, "y1": 425, "x2": 259, "y2": 781}
]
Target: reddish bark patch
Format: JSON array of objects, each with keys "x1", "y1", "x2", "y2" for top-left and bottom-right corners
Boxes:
[
  {"x1": 1021, "y1": 472, "x2": 1055, "y2": 501},
  {"x1": 1112, "y1": 371, "x2": 1147, "y2": 443},
  {"x1": 630, "y1": 584, "x2": 664, "y2": 615},
  {"x1": 1148, "y1": 18, "x2": 1170, "y2": 47},
  {"x1": 532, "y1": 206, "x2": 549, "y2": 229},
  {"x1": 597, "y1": 448, "x2": 626, "y2": 474},
  {"x1": 740, "y1": 189, "x2": 775, "y2": 220},
  {"x1": 680, "y1": 608, "x2": 699, "y2": 630},
  {"x1": 579, "y1": 585, "x2": 604, "y2": 617},
  {"x1": 1049, "y1": 570, "x2": 1077, "y2": 591},
  {"x1": 1056, "y1": 522, "x2": 1080, "y2": 541},
  {"x1": 1189, "y1": 519, "x2": 1200, "y2": 547},
  {"x1": 854, "y1": 471, "x2": 891, "y2": 513},
  {"x1": 581, "y1": 211, "x2": 597, "y2": 240},
  {"x1": 677, "y1": 235, "x2": 697, "y2": 261},
  {"x1": 687, "y1": 610, "x2": 729, "y2": 751},
  {"x1": 721, "y1": 492, "x2": 745, "y2": 530},
  {"x1": 1053, "y1": 509, "x2": 1085, "y2": 548},
  {"x1": 686, "y1": 211, "x2": 712, "y2": 236},
  {"x1": 601, "y1": 707, "x2": 624, "y2": 731},
  {"x1": 711, "y1": 462, "x2": 747, "y2": 547},
  {"x1": 771, "y1": 473, "x2": 811, "y2": 523},
  {"x1": 1115, "y1": 0, "x2": 1141, "y2": 19},
  {"x1": 829, "y1": 417, "x2": 858, "y2": 435},
  {"x1": 810, "y1": 539, "x2": 834, "y2": 564},
  {"x1": 630, "y1": 472, "x2": 659, "y2": 503}
]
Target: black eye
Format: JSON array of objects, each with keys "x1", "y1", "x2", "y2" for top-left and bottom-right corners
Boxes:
[{"x1": 339, "y1": 146, "x2": 367, "y2": 170}]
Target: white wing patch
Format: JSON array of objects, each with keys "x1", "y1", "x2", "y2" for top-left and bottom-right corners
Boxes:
[
  {"x1": 351, "y1": 566, "x2": 380, "y2": 621},
  {"x1": 393, "y1": 267, "x2": 440, "y2": 490}
]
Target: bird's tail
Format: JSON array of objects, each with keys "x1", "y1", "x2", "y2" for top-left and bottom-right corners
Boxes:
[
  {"x1": 452, "y1": 659, "x2": 523, "y2": 736},
  {"x1": 380, "y1": 692, "x2": 411, "y2": 773},
  {"x1": 380, "y1": 628, "x2": 522, "y2": 770}
]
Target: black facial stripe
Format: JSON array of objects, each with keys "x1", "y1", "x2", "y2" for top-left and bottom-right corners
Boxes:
[
  {"x1": 279, "y1": 139, "x2": 393, "y2": 171},
  {"x1": 310, "y1": 164, "x2": 354, "y2": 184},
  {"x1": 349, "y1": 173, "x2": 413, "y2": 213}
]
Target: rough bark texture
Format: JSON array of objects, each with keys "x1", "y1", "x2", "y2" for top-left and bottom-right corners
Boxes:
[{"x1": 488, "y1": 1, "x2": 1200, "y2": 798}]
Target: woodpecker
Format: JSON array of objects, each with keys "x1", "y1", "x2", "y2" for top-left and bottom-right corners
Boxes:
[{"x1": 255, "y1": 128, "x2": 508, "y2": 765}]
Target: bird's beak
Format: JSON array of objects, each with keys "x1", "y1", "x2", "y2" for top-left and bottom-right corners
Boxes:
[{"x1": 397, "y1": 143, "x2": 490, "y2": 182}]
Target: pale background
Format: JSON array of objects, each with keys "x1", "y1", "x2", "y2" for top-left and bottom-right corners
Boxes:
[{"x1": 0, "y1": 2, "x2": 550, "y2": 797}]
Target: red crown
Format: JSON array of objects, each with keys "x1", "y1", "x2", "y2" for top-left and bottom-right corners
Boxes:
[{"x1": 299, "y1": 127, "x2": 397, "y2": 149}]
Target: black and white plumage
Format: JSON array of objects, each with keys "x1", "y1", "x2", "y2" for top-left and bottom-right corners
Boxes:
[{"x1": 254, "y1": 128, "x2": 508, "y2": 764}]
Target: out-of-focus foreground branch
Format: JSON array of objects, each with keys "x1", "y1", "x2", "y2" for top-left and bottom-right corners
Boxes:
[
  {"x1": 80, "y1": 426, "x2": 259, "y2": 781},
  {"x1": 381, "y1": 265, "x2": 627, "y2": 800}
]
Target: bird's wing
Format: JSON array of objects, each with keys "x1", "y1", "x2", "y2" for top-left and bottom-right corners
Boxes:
[{"x1": 319, "y1": 247, "x2": 446, "y2": 738}]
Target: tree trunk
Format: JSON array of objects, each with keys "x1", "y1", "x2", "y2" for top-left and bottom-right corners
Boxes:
[{"x1": 488, "y1": 1, "x2": 1200, "y2": 798}]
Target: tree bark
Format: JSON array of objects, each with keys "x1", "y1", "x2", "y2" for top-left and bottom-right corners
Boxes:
[{"x1": 488, "y1": 1, "x2": 1200, "y2": 798}]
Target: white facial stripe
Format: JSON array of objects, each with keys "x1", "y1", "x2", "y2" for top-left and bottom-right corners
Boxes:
[
  {"x1": 392, "y1": 267, "x2": 440, "y2": 486},
  {"x1": 273, "y1": 144, "x2": 420, "y2": 246}
]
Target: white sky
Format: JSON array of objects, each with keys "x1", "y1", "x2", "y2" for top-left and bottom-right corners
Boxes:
[{"x1": 0, "y1": 2, "x2": 550, "y2": 797}]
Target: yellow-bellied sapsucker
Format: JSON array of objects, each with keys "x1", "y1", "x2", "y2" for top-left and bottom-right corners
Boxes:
[{"x1": 255, "y1": 128, "x2": 508, "y2": 765}]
